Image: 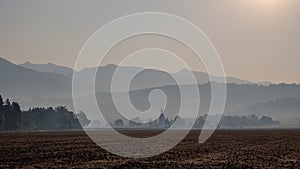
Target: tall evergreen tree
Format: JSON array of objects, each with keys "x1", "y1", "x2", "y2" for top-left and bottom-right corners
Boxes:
[
  {"x1": 0, "y1": 95, "x2": 4, "y2": 130},
  {"x1": 5, "y1": 99, "x2": 10, "y2": 107},
  {"x1": 11, "y1": 102, "x2": 22, "y2": 129},
  {"x1": 0, "y1": 95, "x2": 3, "y2": 108},
  {"x1": 0, "y1": 112, "x2": 4, "y2": 130},
  {"x1": 3, "y1": 98, "x2": 11, "y2": 130}
]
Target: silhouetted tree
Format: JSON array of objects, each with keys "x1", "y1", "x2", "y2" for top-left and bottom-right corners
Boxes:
[
  {"x1": 158, "y1": 113, "x2": 166, "y2": 128},
  {"x1": 129, "y1": 117, "x2": 142, "y2": 127},
  {"x1": 25, "y1": 106, "x2": 82, "y2": 130},
  {"x1": 55, "y1": 106, "x2": 77, "y2": 129},
  {"x1": 0, "y1": 95, "x2": 4, "y2": 130},
  {"x1": 0, "y1": 112, "x2": 4, "y2": 130},
  {"x1": 0, "y1": 95, "x2": 87, "y2": 130},
  {"x1": 5, "y1": 99, "x2": 10, "y2": 107},
  {"x1": 114, "y1": 119, "x2": 124, "y2": 127},
  {"x1": 21, "y1": 111, "x2": 36, "y2": 130},
  {"x1": 77, "y1": 111, "x2": 91, "y2": 127},
  {"x1": 0, "y1": 95, "x2": 3, "y2": 108},
  {"x1": 10, "y1": 102, "x2": 22, "y2": 130},
  {"x1": 148, "y1": 119, "x2": 158, "y2": 128},
  {"x1": 2, "y1": 98, "x2": 11, "y2": 130}
]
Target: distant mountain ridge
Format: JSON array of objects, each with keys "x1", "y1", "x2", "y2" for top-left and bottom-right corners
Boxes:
[
  {"x1": 20, "y1": 62, "x2": 253, "y2": 92},
  {"x1": 20, "y1": 61, "x2": 74, "y2": 77},
  {"x1": 0, "y1": 57, "x2": 299, "y2": 127},
  {"x1": 20, "y1": 61, "x2": 274, "y2": 87},
  {"x1": 0, "y1": 57, "x2": 72, "y2": 98}
]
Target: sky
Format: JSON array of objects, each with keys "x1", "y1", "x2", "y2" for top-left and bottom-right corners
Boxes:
[{"x1": 0, "y1": 0, "x2": 299, "y2": 83}]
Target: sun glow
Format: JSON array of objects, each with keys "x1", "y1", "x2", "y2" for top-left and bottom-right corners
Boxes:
[
  {"x1": 237, "y1": 0, "x2": 290, "y2": 16},
  {"x1": 259, "y1": 0, "x2": 284, "y2": 8}
]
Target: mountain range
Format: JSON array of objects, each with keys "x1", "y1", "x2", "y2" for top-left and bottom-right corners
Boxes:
[
  {"x1": 20, "y1": 60, "x2": 252, "y2": 92},
  {"x1": 0, "y1": 57, "x2": 299, "y2": 126},
  {"x1": 0, "y1": 57, "x2": 71, "y2": 98}
]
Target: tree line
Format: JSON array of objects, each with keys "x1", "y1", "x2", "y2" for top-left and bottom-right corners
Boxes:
[
  {"x1": 110, "y1": 114, "x2": 280, "y2": 129},
  {"x1": 0, "y1": 95, "x2": 90, "y2": 131}
]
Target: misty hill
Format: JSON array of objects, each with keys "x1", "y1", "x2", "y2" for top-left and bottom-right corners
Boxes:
[
  {"x1": 20, "y1": 61, "x2": 252, "y2": 93},
  {"x1": 20, "y1": 61, "x2": 74, "y2": 77},
  {"x1": 243, "y1": 97, "x2": 300, "y2": 115},
  {"x1": 242, "y1": 97, "x2": 300, "y2": 125},
  {"x1": 1, "y1": 57, "x2": 300, "y2": 126},
  {"x1": 73, "y1": 83, "x2": 300, "y2": 127},
  {"x1": 176, "y1": 69, "x2": 252, "y2": 85},
  {"x1": 0, "y1": 57, "x2": 72, "y2": 98}
]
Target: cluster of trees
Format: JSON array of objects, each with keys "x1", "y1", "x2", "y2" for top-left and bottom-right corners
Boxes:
[
  {"x1": 111, "y1": 114, "x2": 280, "y2": 129},
  {"x1": 194, "y1": 114, "x2": 280, "y2": 129},
  {"x1": 0, "y1": 95, "x2": 22, "y2": 130},
  {"x1": 0, "y1": 95, "x2": 90, "y2": 131},
  {"x1": 113, "y1": 113, "x2": 173, "y2": 129}
]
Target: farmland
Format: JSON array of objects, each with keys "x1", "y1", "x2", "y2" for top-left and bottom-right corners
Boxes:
[{"x1": 0, "y1": 130, "x2": 300, "y2": 168}]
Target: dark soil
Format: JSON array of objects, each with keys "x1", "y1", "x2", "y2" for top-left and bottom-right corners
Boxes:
[{"x1": 0, "y1": 130, "x2": 299, "y2": 168}]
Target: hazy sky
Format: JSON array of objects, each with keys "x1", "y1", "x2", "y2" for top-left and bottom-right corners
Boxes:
[{"x1": 0, "y1": 0, "x2": 299, "y2": 83}]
